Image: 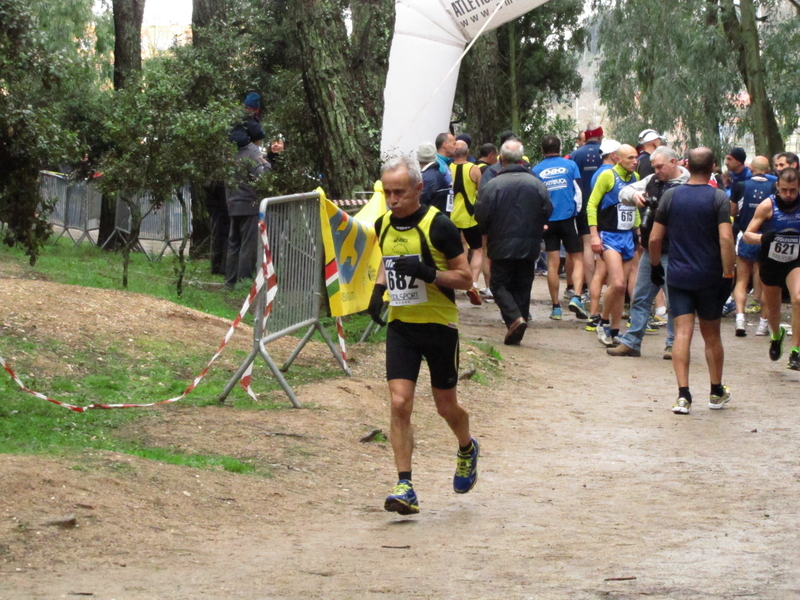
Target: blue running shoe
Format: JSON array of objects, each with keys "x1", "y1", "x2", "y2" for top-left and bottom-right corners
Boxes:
[
  {"x1": 568, "y1": 295, "x2": 589, "y2": 320},
  {"x1": 453, "y1": 438, "x2": 479, "y2": 494},
  {"x1": 550, "y1": 306, "x2": 563, "y2": 320},
  {"x1": 384, "y1": 480, "x2": 419, "y2": 515},
  {"x1": 721, "y1": 297, "x2": 735, "y2": 317}
]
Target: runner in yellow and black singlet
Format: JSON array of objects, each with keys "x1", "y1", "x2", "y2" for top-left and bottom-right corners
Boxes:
[{"x1": 367, "y1": 156, "x2": 480, "y2": 517}]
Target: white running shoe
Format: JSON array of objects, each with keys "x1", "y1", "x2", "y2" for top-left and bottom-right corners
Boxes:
[
  {"x1": 597, "y1": 326, "x2": 617, "y2": 347},
  {"x1": 735, "y1": 315, "x2": 747, "y2": 337},
  {"x1": 755, "y1": 319, "x2": 770, "y2": 337}
]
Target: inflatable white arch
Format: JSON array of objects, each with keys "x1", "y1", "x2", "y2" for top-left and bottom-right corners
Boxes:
[{"x1": 380, "y1": 0, "x2": 552, "y2": 156}]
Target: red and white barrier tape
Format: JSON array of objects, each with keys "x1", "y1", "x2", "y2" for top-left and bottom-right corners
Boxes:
[
  {"x1": 0, "y1": 222, "x2": 276, "y2": 412},
  {"x1": 332, "y1": 198, "x2": 369, "y2": 207},
  {"x1": 240, "y1": 225, "x2": 279, "y2": 401},
  {"x1": 335, "y1": 316, "x2": 347, "y2": 368}
]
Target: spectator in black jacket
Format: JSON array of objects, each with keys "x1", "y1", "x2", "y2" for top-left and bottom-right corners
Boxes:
[
  {"x1": 225, "y1": 123, "x2": 271, "y2": 288},
  {"x1": 475, "y1": 140, "x2": 552, "y2": 345}
]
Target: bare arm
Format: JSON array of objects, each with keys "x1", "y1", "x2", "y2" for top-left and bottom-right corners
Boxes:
[
  {"x1": 719, "y1": 221, "x2": 735, "y2": 276},
  {"x1": 437, "y1": 252, "x2": 472, "y2": 290},
  {"x1": 470, "y1": 164, "x2": 482, "y2": 188}
]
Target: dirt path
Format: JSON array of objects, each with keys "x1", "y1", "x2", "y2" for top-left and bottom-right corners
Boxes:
[{"x1": 2, "y1": 278, "x2": 800, "y2": 599}]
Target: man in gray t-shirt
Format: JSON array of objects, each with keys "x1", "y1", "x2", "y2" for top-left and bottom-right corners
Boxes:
[{"x1": 648, "y1": 147, "x2": 735, "y2": 416}]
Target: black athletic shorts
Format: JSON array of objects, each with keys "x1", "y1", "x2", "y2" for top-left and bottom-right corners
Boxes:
[
  {"x1": 543, "y1": 217, "x2": 582, "y2": 254},
  {"x1": 668, "y1": 283, "x2": 729, "y2": 321},
  {"x1": 575, "y1": 207, "x2": 590, "y2": 236},
  {"x1": 386, "y1": 321, "x2": 459, "y2": 390},
  {"x1": 460, "y1": 225, "x2": 482, "y2": 251},
  {"x1": 759, "y1": 256, "x2": 800, "y2": 287}
]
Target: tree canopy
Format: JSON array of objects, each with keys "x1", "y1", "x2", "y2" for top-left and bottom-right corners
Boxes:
[{"x1": 593, "y1": 0, "x2": 800, "y2": 157}]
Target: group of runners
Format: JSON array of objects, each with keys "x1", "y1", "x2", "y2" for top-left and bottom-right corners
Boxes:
[{"x1": 366, "y1": 127, "x2": 800, "y2": 516}]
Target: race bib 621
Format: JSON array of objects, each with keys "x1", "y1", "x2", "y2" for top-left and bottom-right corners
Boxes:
[{"x1": 768, "y1": 234, "x2": 800, "y2": 263}]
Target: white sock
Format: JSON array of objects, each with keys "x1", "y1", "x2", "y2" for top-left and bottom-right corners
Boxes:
[
  {"x1": 655, "y1": 306, "x2": 667, "y2": 318},
  {"x1": 736, "y1": 313, "x2": 745, "y2": 320}
]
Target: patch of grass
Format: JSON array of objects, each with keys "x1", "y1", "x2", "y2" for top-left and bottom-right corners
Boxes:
[
  {"x1": 317, "y1": 313, "x2": 387, "y2": 344},
  {"x1": 0, "y1": 237, "x2": 352, "y2": 471},
  {"x1": 127, "y1": 446, "x2": 257, "y2": 474},
  {"x1": 0, "y1": 238, "x2": 247, "y2": 322},
  {"x1": 460, "y1": 340, "x2": 503, "y2": 385},
  {"x1": 0, "y1": 316, "x2": 330, "y2": 473},
  {"x1": 472, "y1": 372, "x2": 489, "y2": 385},
  {"x1": 472, "y1": 341, "x2": 503, "y2": 362},
  {"x1": 0, "y1": 387, "x2": 266, "y2": 474}
]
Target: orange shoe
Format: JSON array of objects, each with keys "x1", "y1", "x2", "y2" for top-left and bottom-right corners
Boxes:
[{"x1": 467, "y1": 287, "x2": 483, "y2": 306}]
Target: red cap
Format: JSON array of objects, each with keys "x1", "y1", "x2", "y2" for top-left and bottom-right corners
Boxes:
[{"x1": 584, "y1": 126, "x2": 604, "y2": 139}]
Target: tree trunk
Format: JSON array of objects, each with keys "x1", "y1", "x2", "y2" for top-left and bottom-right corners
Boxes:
[
  {"x1": 292, "y1": 0, "x2": 395, "y2": 199},
  {"x1": 176, "y1": 187, "x2": 191, "y2": 297},
  {"x1": 190, "y1": 0, "x2": 230, "y2": 258},
  {"x1": 721, "y1": 0, "x2": 783, "y2": 156},
  {"x1": 112, "y1": 0, "x2": 145, "y2": 91},
  {"x1": 507, "y1": 20, "x2": 520, "y2": 135},
  {"x1": 737, "y1": 0, "x2": 783, "y2": 156},
  {"x1": 108, "y1": 0, "x2": 145, "y2": 248},
  {"x1": 700, "y1": 0, "x2": 723, "y2": 159},
  {"x1": 459, "y1": 30, "x2": 501, "y2": 146},
  {"x1": 98, "y1": 193, "x2": 119, "y2": 249},
  {"x1": 192, "y1": 0, "x2": 228, "y2": 47}
]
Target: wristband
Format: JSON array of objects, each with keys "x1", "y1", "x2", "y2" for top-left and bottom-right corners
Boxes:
[{"x1": 723, "y1": 273, "x2": 735, "y2": 279}]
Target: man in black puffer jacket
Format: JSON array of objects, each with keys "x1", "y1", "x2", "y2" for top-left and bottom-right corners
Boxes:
[{"x1": 475, "y1": 139, "x2": 552, "y2": 345}]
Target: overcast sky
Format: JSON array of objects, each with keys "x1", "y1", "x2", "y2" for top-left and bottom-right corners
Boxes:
[{"x1": 142, "y1": 0, "x2": 192, "y2": 26}]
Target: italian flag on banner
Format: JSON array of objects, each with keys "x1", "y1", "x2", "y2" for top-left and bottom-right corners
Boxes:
[{"x1": 317, "y1": 184, "x2": 386, "y2": 317}]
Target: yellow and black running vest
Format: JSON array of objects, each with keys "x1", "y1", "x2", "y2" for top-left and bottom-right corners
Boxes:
[
  {"x1": 449, "y1": 162, "x2": 479, "y2": 230},
  {"x1": 377, "y1": 206, "x2": 458, "y2": 328}
]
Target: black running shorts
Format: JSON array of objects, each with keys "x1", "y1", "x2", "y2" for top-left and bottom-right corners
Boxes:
[
  {"x1": 460, "y1": 225, "x2": 482, "y2": 251},
  {"x1": 386, "y1": 321, "x2": 460, "y2": 390},
  {"x1": 543, "y1": 217, "x2": 582, "y2": 254},
  {"x1": 759, "y1": 256, "x2": 800, "y2": 288},
  {"x1": 668, "y1": 283, "x2": 729, "y2": 321},
  {"x1": 575, "y1": 207, "x2": 590, "y2": 236}
]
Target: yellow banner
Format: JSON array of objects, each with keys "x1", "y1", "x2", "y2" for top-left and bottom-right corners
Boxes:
[{"x1": 319, "y1": 185, "x2": 386, "y2": 316}]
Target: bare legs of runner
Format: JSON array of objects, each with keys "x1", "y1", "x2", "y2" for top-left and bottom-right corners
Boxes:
[{"x1": 388, "y1": 379, "x2": 471, "y2": 473}]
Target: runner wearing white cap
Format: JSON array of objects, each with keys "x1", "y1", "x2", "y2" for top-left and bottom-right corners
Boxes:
[{"x1": 637, "y1": 129, "x2": 665, "y2": 178}]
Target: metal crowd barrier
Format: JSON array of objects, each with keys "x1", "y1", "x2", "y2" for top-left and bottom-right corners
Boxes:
[
  {"x1": 104, "y1": 187, "x2": 192, "y2": 261},
  {"x1": 40, "y1": 171, "x2": 102, "y2": 246},
  {"x1": 218, "y1": 191, "x2": 351, "y2": 407}
]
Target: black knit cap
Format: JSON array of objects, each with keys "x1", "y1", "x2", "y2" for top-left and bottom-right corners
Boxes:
[{"x1": 727, "y1": 147, "x2": 746, "y2": 164}]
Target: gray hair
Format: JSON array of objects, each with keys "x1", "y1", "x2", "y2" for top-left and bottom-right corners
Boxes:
[
  {"x1": 500, "y1": 140, "x2": 524, "y2": 164},
  {"x1": 651, "y1": 146, "x2": 677, "y2": 162},
  {"x1": 381, "y1": 155, "x2": 423, "y2": 187}
]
